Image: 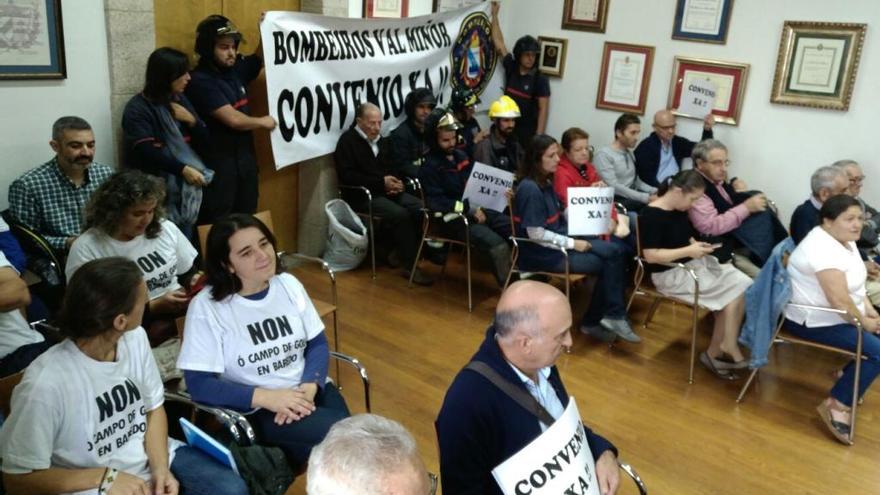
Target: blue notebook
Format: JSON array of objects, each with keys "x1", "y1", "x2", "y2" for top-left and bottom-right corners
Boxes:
[{"x1": 179, "y1": 417, "x2": 239, "y2": 475}]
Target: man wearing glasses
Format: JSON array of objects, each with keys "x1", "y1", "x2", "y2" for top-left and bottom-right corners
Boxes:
[
  {"x1": 436, "y1": 281, "x2": 620, "y2": 495},
  {"x1": 634, "y1": 109, "x2": 715, "y2": 188},
  {"x1": 834, "y1": 160, "x2": 880, "y2": 307},
  {"x1": 186, "y1": 15, "x2": 276, "y2": 223}
]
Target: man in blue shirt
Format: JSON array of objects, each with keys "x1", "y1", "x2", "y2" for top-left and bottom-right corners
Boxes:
[
  {"x1": 634, "y1": 109, "x2": 714, "y2": 187},
  {"x1": 186, "y1": 15, "x2": 276, "y2": 223}
]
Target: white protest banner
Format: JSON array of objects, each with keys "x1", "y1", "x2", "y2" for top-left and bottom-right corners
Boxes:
[
  {"x1": 567, "y1": 187, "x2": 614, "y2": 236},
  {"x1": 260, "y1": 5, "x2": 498, "y2": 168},
  {"x1": 462, "y1": 162, "x2": 515, "y2": 212},
  {"x1": 677, "y1": 77, "x2": 717, "y2": 118},
  {"x1": 492, "y1": 398, "x2": 600, "y2": 495}
]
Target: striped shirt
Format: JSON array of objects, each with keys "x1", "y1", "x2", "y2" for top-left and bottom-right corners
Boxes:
[{"x1": 7, "y1": 157, "x2": 114, "y2": 251}]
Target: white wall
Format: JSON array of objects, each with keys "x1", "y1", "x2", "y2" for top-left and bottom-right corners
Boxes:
[
  {"x1": 498, "y1": 0, "x2": 880, "y2": 218},
  {"x1": 0, "y1": 0, "x2": 113, "y2": 210}
]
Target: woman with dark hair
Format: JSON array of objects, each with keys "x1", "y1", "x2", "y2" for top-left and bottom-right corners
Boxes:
[
  {"x1": 177, "y1": 214, "x2": 349, "y2": 467},
  {"x1": 122, "y1": 46, "x2": 213, "y2": 240},
  {"x1": 639, "y1": 170, "x2": 752, "y2": 378},
  {"x1": 66, "y1": 170, "x2": 198, "y2": 345},
  {"x1": 785, "y1": 194, "x2": 880, "y2": 443},
  {"x1": 513, "y1": 134, "x2": 637, "y2": 343},
  {"x1": 0, "y1": 257, "x2": 247, "y2": 495}
]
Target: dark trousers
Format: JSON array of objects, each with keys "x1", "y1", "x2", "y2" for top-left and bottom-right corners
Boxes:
[
  {"x1": 553, "y1": 238, "x2": 628, "y2": 325},
  {"x1": 785, "y1": 319, "x2": 880, "y2": 405},
  {"x1": 0, "y1": 341, "x2": 52, "y2": 378},
  {"x1": 350, "y1": 192, "x2": 423, "y2": 267},
  {"x1": 438, "y1": 210, "x2": 511, "y2": 286},
  {"x1": 250, "y1": 383, "x2": 350, "y2": 467},
  {"x1": 198, "y1": 156, "x2": 259, "y2": 224}
]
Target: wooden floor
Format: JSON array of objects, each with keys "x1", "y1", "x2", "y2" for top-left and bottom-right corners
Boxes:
[{"x1": 283, "y1": 255, "x2": 880, "y2": 494}]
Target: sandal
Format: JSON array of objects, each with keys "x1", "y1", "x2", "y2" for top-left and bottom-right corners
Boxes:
[
  {"x1": 816, "y1": 400, "x2": 853, "y2": 445},
  {"x1": 699, "y1": 352, "x2": 738, "y2": 380}
]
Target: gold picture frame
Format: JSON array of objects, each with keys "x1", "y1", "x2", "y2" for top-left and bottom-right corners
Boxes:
[
  {"x1": 561, "y1": 0, "x2": 610, "y2": 33},
  {"x1": 537, "y1": 36, "x2": 568, "y2": 78},
  {"x1": 770, "y1": 21, "x2": 867, "y2": 111}
]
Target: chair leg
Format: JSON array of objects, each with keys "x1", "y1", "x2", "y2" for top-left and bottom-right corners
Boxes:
[
  {"x1": 643, "y1": 297, "x2": 661, "y2": 327},
  {"x1": 367, "y1": 215, "x2": 376, "y2": 279},
  {"x1": 848, "y1": 329, "x2": 864, "y2": 444},
  {"x1": 688, "y1": 303, "x2": 699, "y2": 385},
  {"x1": 408, "y1": 223, "x2": 430, "y2": 287},
  {"x1": 465, "y1": 243, "x2": 472, "y2": 312},
  {"x1": 736, "y1": 368, "x2": 761, "y2": 402},
  {"x1": 332, "y1": 311, "x2": 341, "y2": 388},
  {"x1": 503, "y1": 248, "x2": 518, "y2": 292}
]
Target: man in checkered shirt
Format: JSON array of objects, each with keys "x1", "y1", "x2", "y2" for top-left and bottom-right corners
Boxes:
[{"x1": 8, "y1": 116, "x2": 114, "y2": 253}]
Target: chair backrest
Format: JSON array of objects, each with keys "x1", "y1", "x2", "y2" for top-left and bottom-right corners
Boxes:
[
  {"x1": 2, "y1": 211, "x2": 66, "y2": 287},
  {"x1": 197, "y1": 211, "x2": 275, "y2": 259},
  {"x1": 0, "y1": 371, "x2": 24, "y2": 417},
  {"x1": 634, "y1": 213, "x2": 645, "y2": 258}
]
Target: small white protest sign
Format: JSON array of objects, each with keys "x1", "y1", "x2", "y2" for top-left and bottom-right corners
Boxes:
[
  {"x1": 678, "y1": 77, "x2": 717, "y2": 118},
  {"x1": 492, "y1": 398, "x2": 600, "y2": 495},
  {"x1": 462, "y1": 162, "x2": 515, "y2": 213},
  {"x1": 566, "y1": 187, "x2": 614, "y2": 236}
]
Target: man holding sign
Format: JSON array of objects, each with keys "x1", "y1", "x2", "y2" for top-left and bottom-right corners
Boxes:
[
  {"x1": 418, "y1": 110, "x2": 511, "y2": 286},
  {"x1": 436, "y1": 281, "x2": 620, "y2": 495},
  {"x1": 634, "y1": 109, "x2": 714, "y2": 188}
]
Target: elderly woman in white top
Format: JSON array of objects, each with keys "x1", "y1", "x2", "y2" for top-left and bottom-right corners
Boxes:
[{"x1": 785, "y1": 194, "x2": 880, "y2": 444}]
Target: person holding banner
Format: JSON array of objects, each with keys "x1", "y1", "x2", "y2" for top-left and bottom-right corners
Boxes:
[
  {"x1": 514, "y1": 135, "x2": 639, "y2": 343},
  {"x1": 418, "y1": 110, "x2": 511, "y2": 287},
  {"x1": 334, "y1": 103, "x2": 432, "y2": 285},
  {"x1": 640, "y1": 170, "x2": 753, "y2": 378},
  {"x1": 389, "y1": 88, "x2": 437, "y2": 179},
  {"x1": 473, "y1": 95, "x2": 525, "y2": 174},
  {"x1": 449, "y1": 87, "x2": 488, "y2": 161},
  {"x1": 490, "y1": 2, "x2": 550, "y2": 146},
  {"x1": 436, "y1": 280, "x2": 620, "y2": 495},
  {"x1": 186, "y1": 15, "x2": 276, "y2": 224},
  {"x1": 634, "y1": 109, "x2": 714, "y2": 188}
]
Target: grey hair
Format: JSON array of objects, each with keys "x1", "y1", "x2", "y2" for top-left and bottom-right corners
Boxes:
[
  {"x1": 356, "y1": 102, "x2": 381, "y2": 119},
  {"x1": 307, "y1": 414, "x2": 420, "y2": 495},
  {"x1": 494, "y1": 306, "x2": 540, "y2": 339},
  {"x1": 811, "y1": 165, "x2": 847, "y2": 196},
  {"x1": 831, "y1": 159, "x2": 861, "y2": 172},
  {"x1": 691, "y1": 138, "x2": 727, "y2": 163},
  {"x1": 52, "y1": 116, "x2": 92, "y2": 142}
]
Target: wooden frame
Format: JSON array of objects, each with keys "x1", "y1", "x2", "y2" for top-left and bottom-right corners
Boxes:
[
  {"x1": 537, "y1": 36, "x2": 568, "y2": 78},
  {"x1": 432, "y1": 0, "x2": 484, "y2": 13},
  {"x1": 363, "y1": 0, "x2": 409, "y2": 18},
  {"x1": 561, "y1": 0, "x2": 609, "y2": 33},
  {"x1": 672, "y1": 0, "x2": 735, "y2": 44},
  {"x1": 668, "y1": 56, "x2": 749, "y2": 125},
  {"x1": 770, "y1": 21, "x2": 867, "y2": 111},
  {"x1": 0, "y1": 0, "x2": 66, "y2": 80},
  {"x1": 595, "y1": 42, "x2": 654, "y2": 115}
]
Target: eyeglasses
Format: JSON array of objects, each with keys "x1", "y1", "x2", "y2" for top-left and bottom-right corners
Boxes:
[
  {"x1": 708, "y1": 159, "x2": 731, "y2": 166},
  {"x1": 850, "y1": 176, "x2": 866, "y2": 184},
  {"x1": 428, "y1": 472, "x2": 438, "y2": 495}
]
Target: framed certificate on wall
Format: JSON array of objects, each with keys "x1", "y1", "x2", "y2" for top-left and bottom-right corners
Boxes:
[
  {"x1": 561, "y1": 0, "x2": 610, "y2": 33},
  {"x1": 0, "y1": 0, "x2": 66, "y2": 79},
  {"x1": 668, "y1": 56, "x2": 749, "y2": 125},
  {"x1": 770, "y1": 21, "x2": 866, "y2": 111},
  {"x1": 672, "y1": 0, "x2": 734, "y2": 44},
  {"x1": 596, "y1": 42, "x2": 654, "y2": 115}
]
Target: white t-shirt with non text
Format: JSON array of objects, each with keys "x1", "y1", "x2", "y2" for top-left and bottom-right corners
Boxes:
[
  {"x1": 65, "y1": 219, "x2": 197, "y2": 300},
  {"x1": 177, "y1": 273, "x2": 324, "y2": 391},
  {"x1": 0, "y1": 251, "x2": 44, "y2": 359},
  {"x1": 786, "y1": 226, "x2": 867, "y2": 327},
  {"x1": 0, "y1": 328, "x2": 182, "y2": 494}
]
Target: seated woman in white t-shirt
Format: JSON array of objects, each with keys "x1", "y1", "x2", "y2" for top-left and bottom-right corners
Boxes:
[
  {"x1": 177, "y1": 214, "x2": 350, "y2": 467},
  {"x1": 785, "y1": 194, "x2": 880, "y2": 444},
  {"x1": 0, "y1": 257, "x2": 247, "y2": 495},
  {"x1": 66, "y1": 169, "x2": 198, "y2": 345}
]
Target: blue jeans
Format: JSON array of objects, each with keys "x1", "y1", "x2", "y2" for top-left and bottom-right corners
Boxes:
[
  {"x1": 555, "y1": 238, "x2": 627, "y2": 325},
  {"x1": 784, "y1": 319, "x2": 880, "y2": 405},
  {"x1": 171, "y1": 446, "x2": 248, "y2": 495},
  {"x1": 250, "y1": 383, "x2": 350, "y2": 467}
]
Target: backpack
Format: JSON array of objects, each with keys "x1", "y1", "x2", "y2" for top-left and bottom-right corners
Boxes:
[{"x1": 229, "y1": 441, "x2": 295, "y2": 495}]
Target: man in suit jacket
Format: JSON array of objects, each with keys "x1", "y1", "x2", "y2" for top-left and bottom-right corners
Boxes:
[{"x1": 634, "y1": 109, "x2": 714, "y2": 187}]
